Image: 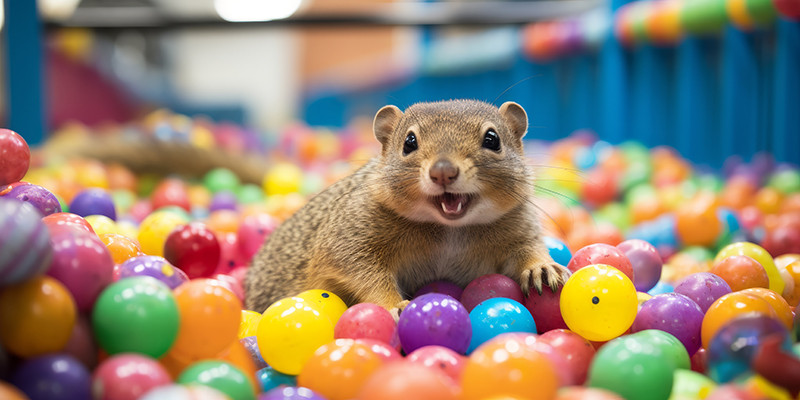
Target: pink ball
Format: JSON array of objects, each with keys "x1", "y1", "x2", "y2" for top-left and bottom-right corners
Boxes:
[
  {"x1": 406, "y1": 345, "x2": 467, "y2": 383},
  {"x1": 538, "y1": 329, "x2": 596, "y2": 386},
  {"x1": 92, "y1": 354, "x2": 172, "y2": 400},
  {"x1": 459, "y1": 274, "x2": 524, "y2": 312},
  {"x1": 215, "y1": 232, "x2": 247, "y2": 275},
  {"x1": 567, "y1": 243, "x2": 634, "y2": 281},
  {"x1": 617, "y1": 239, "x2": 662, "y2": 292},
  {"x1": 64, "y1": 315, "x2": 98, "y2": 370},
  {"x1": 237, "y1": 213, "x2": 278, "y2": 261},
  {"x1": 524, "y1": 284, "x2": 568, "y2": 333},
  {"x1": 335, "y1": 303, "x2": 398, "y2": 347},
  {"x1": 0, "y1": 129, "x2": 30, "y2": 186},
  {"x1": 47, "y1": 229, "x2": 114, "y2": 312}
]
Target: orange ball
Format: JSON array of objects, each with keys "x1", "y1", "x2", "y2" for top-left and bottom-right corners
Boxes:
[
  {"x1": 720, "y1": 177, "x2": 757, "y2": 210},
  {"x1": 755, "y1": 187, "x2": 784, "y2": 215},
  {"x1": 297, "y1": 339, "x2": 385, "y2": 400},
  {"x1": 357, "y1": 361, "x2": 460, "y2": 400},
  {"x1": 219, "y1": 339, "x2": 260, "y2": 394},
  {"x1": 710, "y1": 255, "x2": 770, "y2": 292},
  {"x1": 701, "y1": 291, "x2": 778, "y2": 349},
  {"x1": 0, "y1": 276, "x2": 77, "y2": 358},
  {"x1": 100, "y1": 233, "x2": 143, "y2": 265},
  {"x1": 676, "y1": 194, "x2": 722, "y2": 246},
  {"x1": 206, "y1": 210, "x2": 241, "y2": 234},
  {"x1": 739, "y1": 287, "x2": 794, "y2": 329},
  {"x1": 0, "y1": 382, "x2": 29, "y2": 400},
  {"x1": 461, "y1": 335, "x2": 559, "y2": 400},
  {"x1": 170, "y1": 279, "x2": 242, "y2": 360},
  {"x1": 778, "y1": 259, "x2": 800, "y2": 306}
]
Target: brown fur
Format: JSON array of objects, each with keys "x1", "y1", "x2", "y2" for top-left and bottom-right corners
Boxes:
[{"x1": 244, "y1": 99, "x2": 570, "y2": 313}]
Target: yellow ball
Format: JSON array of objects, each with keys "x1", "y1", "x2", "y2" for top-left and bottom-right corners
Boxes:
[
  {"x1": 256, "y1": 297, "x2": 335, "y2": 375},
  {"x1": 238, "y1": 310, "x2": 262, "y2": 339},
  {"x1": 137, "y1": 210, "x2": 189, "y2": 257},
  {"x1": 715, "y1": 242, "x2": 784, "y2": 295},
  {"x1": 263, "y1": 163, "x2": 304, "y2": 196},
  {"x1": 295, "y1": 289, "x2": 348, "y2": 325},
  {"x1": 560, "y1": 264, "x2": 638, "y2": 342},
  {"x1": 85, "y1": 214, "x2": 118, "y2": 237}
]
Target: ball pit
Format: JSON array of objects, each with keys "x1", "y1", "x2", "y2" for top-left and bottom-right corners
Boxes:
[{"x1": 1, "y1": 115, "x2": 799, "y2": 399}]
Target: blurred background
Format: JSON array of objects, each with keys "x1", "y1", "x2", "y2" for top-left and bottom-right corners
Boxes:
[{"x1": 1, "y1": 0, "x2": 798, "y2": 168}]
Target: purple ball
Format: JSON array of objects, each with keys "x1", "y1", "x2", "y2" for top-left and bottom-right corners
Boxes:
[
  {"x1": 460, "y1": 274, "x2": 524, "y2": 312},
  {"x1": 240, "y1": 336, "x2": 268, "y2": 370},
  {"x1": 414, "y1": 280, "x2": 464, "y2": 300},
  {"x1": 12, "y1": 354, "x2": 91, "y2": 400},
  {"x1": 260, "y1": 386, "x2": 326, "y2": 400},
  {"x1": 398, "y1": 293, "x2": 472, "y2": 355},
  {"x1": 47, "y1": 229, "x2": 114, "y2": 312},
  {"x1": 4, "y1": 184, "x2": 61, "y2": 216},
  {"x1": 209, "y1": 190, "x2": 239, "y2": 212},
  {"x1": 631, "y1": 293, "x2": 704, "y2": 355},
  {"x1": 117, "y1": 255, "x2": 189, "y2": 289},
  {"x1": 673, "y1": 272, "x2": 733, "y2": 313},
  {"x1": 0, "y1": 198, "x2": 53, "y2": 285},
  {"x1": 617, "y1": 239, "x2": 663, "y2": 292},
  {"x1": 69, "y1": 188, "x2": 117, "y2": 220}
]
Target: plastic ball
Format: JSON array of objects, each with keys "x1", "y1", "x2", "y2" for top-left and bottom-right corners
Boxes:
[
  {"x1": 215, "y1": 231, "x2": 248, "y2": 274},
  {"x1": 137, "y1": 210, "x2": 189, "y2": 257},
  {"x1": 99, "y1": 233, "x2": 143, "y2": 265},
  {"x1": 239, "y1": 309, "x2": 262, "y2": 339},
  {"x1": 461, "y1": 334, "x2": 559, "y2": 400},
  {"x1": 171, "y1": 279, "x2": 242, "y2": 361},
  {"x1": 0, "y1": 276, "x2": 76, "y2": 358},
  {"x1": 12, "y1": 354, "x2": 91, "y2": 400},
  {"x1": 296, "y1": 289, "x2": 348, "y2": 325},
  {"x1": 92, "y1": 354, "x2": 172, "y2": 400},
  {"x1": 297, "y1": 339, "x2": 384, "y2": 400},
  {"x1": 631, "y1": 293, "x2": 704, "y2": 355},
  {"x1": 0, "y1": 199, "x2": 53, "y2": 285},
  {"x1": 673, "y1": 272, "x2": 733, "y2": 313},
  {"x1": 42, "y1": 212, "x2": 94, "y2": 235},
  {"x1": 334, "y1": 302, "x2": 398, "y2": 346},
  {"x1": 0, "y1": 382, "x2": 28, "y2": 400},
  {"x1": 707, "y1": 314, "x2": 788, "y2": 383},
  {"x1": 150, "y1": 178, "x2": 191, "y2": 212},
  {"x1": 256, "y1": 297, "x2": 335, "y2": 375},
  {"x1": 4, "y1": 184, "x2": 61, "y2": 217},
  {"x1": 406, "y1": 345, "x2": 467, "y2": 383},
  {"x1": 715, "y1": 242, "x2": 784, "y2": 295},
  {"x1": 238, "y1": 335, "x2": 268, "y2": 370},
  {"x1": 47, "y1": 228, "x2": 114, "y2": 312},
  {"x1": 358, "y1": 361, "x2": 460, "y2": 400},
  {"x1": 524, "y1": 283, "x2": 568, "y2": 333},
  {"x1": 92, "y1": 277, "x2": 179, "y2": 358},
  {"x1": 567, "y1": 243, "x2": 634, "y2": 282},
  {"x1": 264, "y1": 163, "x2": 304, "y2": 196},
  {"x1": 62, "y1": 315, "x2": 97, "y2": 370},
  {"x1": 209, "y1": 190, "x2": 239, "y2": 212},
  {"x1": 117, "y1": 255, "x2": 189, "y2": 289},
  {"x1": 69, "y1": 188, "x2": 116, "y2": 220},
  {"x1": 670, "y1": 368, "x2": 717, "y2": 400},
  {"x1": 177, "y1": 360, "x2": 256, "y2": 400},
  {"x1": 557, "y1": 387, "x2": 626, "y2": 400},
  {"x1": 258, "y1": 366, "x2": 296, "y2": 393},
  {"x1": 413, "y1": 280, "x2": 464, "y2": 299},
  {"x1": 236, "y1": 183, "x2": 265, "y2": 204},
  {"x1": 460, "y1": 273, "x2": 525, "y2": 312},
  {"x1": 261, "y1": 386, "x2": 326, "y2": 400},
  {"x1": 204, "y1": 168, "x2": 241, "y2": 194},
  {"x1": 398, "y1": 293, "x2": 472, "y2": 355},
  {"x1": 163, "y1": 222, "x2": 221, "y2": 279},
  {"x1": 560, "y1": 264, "x2": 638, "y2": 342},
  {"x1": 237, "y1": 213, "x2": 278, "y2": 260},
  {"x1": 467, "y1": 298, "x2": 536, "y2": 353},
  {"x1": 617, "y1": 239, "x2": 662, "y2": 292},
  {"x1": 538, "y1": 329, "x2": 596, "y2": 386},
  {"x1": 701, "y1": 291, "x2": 778, "y2": 349},
  {"x1": 84, "y1": 215, "x2": 118, "y2": 237},
  {"x1": 544, "y1": 236, "x2": 573, "y2": 267},
  {"x1": 354, "y1": 338, "x2": 403, "y2": 362},
  {"x1": 739, "y1": 287, "x2": 794, "y2": 329},
  {"x1": 0, "y1": 129, "x2": 30, "y2": 185},
  {"x1": 711, "y1": 255, "x2": 769, "y2": 291}
]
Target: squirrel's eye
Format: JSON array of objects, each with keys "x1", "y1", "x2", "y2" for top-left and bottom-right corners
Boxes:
[
  {"x1": 482, "y1": 129, "x2": 501, "y2": 151},
  {"x1": 403, "y1": 132, "x2": 418, "y2": 155}
]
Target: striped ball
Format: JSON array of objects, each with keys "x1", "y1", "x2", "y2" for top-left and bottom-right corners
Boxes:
[{"x1": 0, "y1": 198, "x2": 53, "y2": 285}]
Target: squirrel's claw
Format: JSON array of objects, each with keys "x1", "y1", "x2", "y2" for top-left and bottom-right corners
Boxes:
[
  {"x1": 390, "y1": 300, "x2": 411, "y2": 323},
  {"x1": 521, "y1": 262, "x2": 571, "y2": 295}
]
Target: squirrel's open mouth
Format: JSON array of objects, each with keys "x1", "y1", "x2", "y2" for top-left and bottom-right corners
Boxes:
[{"x1": 431, "y1": 192, "x2": 472, "y2": 219}]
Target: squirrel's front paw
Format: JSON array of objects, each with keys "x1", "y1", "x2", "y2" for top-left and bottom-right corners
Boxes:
[
  {"x1": 389, "y1": 300, "x2": 410, "y2": 323},
  {"x1": 520, "y1": 262, "x2": 571, "y2": 295}
]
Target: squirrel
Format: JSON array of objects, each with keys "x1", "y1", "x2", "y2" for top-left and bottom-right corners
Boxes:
[{"x1": 244, "y1": 99, "x2": 571, "y2": 314}]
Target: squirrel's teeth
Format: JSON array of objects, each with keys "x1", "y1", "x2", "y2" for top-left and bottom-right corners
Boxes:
[
  {"x1": 441, "y1": 201, "x2": 448, "y2": 213},
  {"x1": 456, "y1": 201, "x2": 462, "y2": 213},
  {"x1": 441, "y1": 200, "x2": 464, "y2": 214}
]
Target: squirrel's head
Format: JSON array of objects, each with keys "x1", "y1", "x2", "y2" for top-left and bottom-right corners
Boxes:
[{"x1": 371, "y1": 99, "x2": 532, "y2": 227}]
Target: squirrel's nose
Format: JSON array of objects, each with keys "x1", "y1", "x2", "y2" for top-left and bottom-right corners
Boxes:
[{"x1": 429, "y1": 159, "x2": 459, "y2": 186}]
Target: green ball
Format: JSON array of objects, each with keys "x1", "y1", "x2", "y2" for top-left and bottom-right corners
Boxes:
[
  {"x1": 204, "y1": 168, "x2": 241, "y2": 194},
  {"x1": 671, "y1": 369, "x2": 716, "y2": 399},
  {"x1": 236, "y1": 184, "x2": 265, "y2": 204},
  {"x1": 137, "y1": 173, "x2": 161, "y2": 197},
  {"x1": 178, "y1": 361, "x2": 256, "y2": 400},
  {"x1": 681, "y1": 246, "x2": 716, "y2": 262},
  {"x1": 745, "y1": 0, "x2": 778, "y2": 25},
  {"x1": 681, "y1": 0, "x2": 728, "y2": 35},
  {"x1": 625, "y1": 183, "x2": 657, "y2": 206},
  {"x1": 635, "y1": 329, "x2": 691, "y2": 370},
  {"x1": 111, "y1": 189, "x2": 136, "y2": 214},
  {"x1": 92, "y1": 276, "x2": 179, "y2": 358},
  {"x1": 588, "y1": 331, "x2": 679, "y2": 400},
  {"x1": 594, "y1": 202, "x2": 632, "y2": 231},
  {"x1": 768, "y1": 169, "x2": 800, "y2": 194}
]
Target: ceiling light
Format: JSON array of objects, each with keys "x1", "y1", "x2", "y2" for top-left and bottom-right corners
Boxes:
[{"x1": 214, "y1": 0, "x2": 303, "y2": 22}]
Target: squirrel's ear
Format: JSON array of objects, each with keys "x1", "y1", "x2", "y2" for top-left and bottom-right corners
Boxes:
[
  {"x1": 373, "y1": 105, "x2": 403, "y2": 148},
  {"x1": 499, "y1": 102, "x2": 528, "y2": 141}
]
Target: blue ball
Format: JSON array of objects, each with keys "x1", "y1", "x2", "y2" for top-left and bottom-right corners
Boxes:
[
  {"x1": 648, "y1": 280, "x2": 675, "y2": 296},
  {"x1": 69, "y1": 188, "x2": 117, "y2": 220},
  {"x1": 543, "y1": 236, "x2": 572, "y2": 267},
  {"x1": 12, "y1": 354, "x2": 91, "y2": 400},
  {"x1": 257, "y1": 366, "x2": 297, "y2": 393},
  {"x1": 467, "y1": 297, "x2": 536, "y2": 354}
]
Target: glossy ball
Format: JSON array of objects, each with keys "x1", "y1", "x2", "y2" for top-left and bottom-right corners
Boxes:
[
  {"x1": 117, "y1": 255, "x2": 188, "y2": 289},
  {"x1": 263, "y1": 163, "x2": 303, "y2": 196},
  {"x1": 631, "y1": 293, "x2": 704, "y2": 355},
  {"x1": 256, "y1": 297, "x2": 335, "y2": 375},
  {"x1": 215, "y1": 231, "x2": 248, "y2": 274},
  {"x1": 204, "y1": 168, "x2": 241, "y2": 194},
  {"x1": 524, "y1": 284, "x2": 568, "y2": 333},
  {"x1": 84, "y1": 215, "x2": 118, "y2": 237},
  {"x1": 701, "y1": 291, "x2": 778, "y2": 349},
  {"x1": 42, "y1": 212, "x2": 95, "y2": 235},
  {"x1": 538, "y1": 329, "x2": 596, "y2": 386},
  {"x1": 12, "y1": 354, "x2": 91, "y2": 400},
  {"x1": 177, "y1": 360, "x2": 256, "y2": 400},
  {"x1": 47, "y1": 229, "x2": 115, "y2": 312},
  {"x1": 0, "y1": 276, "x2": 76, "y2": 358},
  {"x1": 0, "y1": 129, "x2": 30, "y2": 185},
  {"x1": 257, "y1": 366, "x2": 296, "y2": 393},
  {"x1": 460, "y1": 274, "x2": 525, "y2": 312},
  {"x1": 739, "y1": 287, "x2": 794, "y2": 329},
  {"x1": 358, "y1": 361, "x2": 460, "y2": 400},
  {"x1": 711, "y1": 255, "x2": 769, "y2": 291},
  {"x1": 69, "y1": 188, "x2": 117, "y2": 220},
  {"x1": 296, "y1": 289, "x2": 348, "y2": 325},
  {"x1": 406, "y1": 345, "x2": 467, "y2": 383},
  {"x1": 567, "y1": 243, "x2": 634, "y2": 282},
  {"x1": 354, "y1": 338, "x2": 403, "y2": 362},
  {"x1": 398, "y1": 293, "x2": 472, "y2": 355},
  {"x1": 139, "y1": 384, "x2": 230, "y2": 400},
  {"x1": 334, "y1": 302, "x2": 398, "y2": 347},
  {"x1": 92, "y1": 277, "x2": 179, "y2": 358},
  {"x1": 673, "y1": 272, "x2": 733, "y2": 313},
  {"x1": 238, "y1": 213, "x2": 278, "y2": 260},
  {"x1": 707, "y1": 314, "x2": 788, "y2": 383},
  {"x1": 261, "y1": 386, "x2": 326, "y2": 400},
  {"x1": 675, "y1": 195, "x2": 722, "y2": 247},
  {"x1": 715, "y1": 242, "x2": 784, "y2": 295},
  {"x1": 544, "y1": 236, "x2": 573, "y2": 267},
  {"x1": 0, "y1": 199, "x2": 53, "y2": 285},
  {"x1": 99, "y1": 233, "x2": 143, "y2": 265},
  {"x1": 617, "y1": 239, "x2": 662, "y2": 292},
  {"x1": 92, "y1": 354, "x2": 172, "y2": 400},
  {"x1": 137, "y1": 210, "x2": 189, "y2": 257},
  {"x1": 560, "y1": 264, "x2": 638, "y2": 342},
  {"x1": 163, "y1": 222, "x2": 221, "y2": 279},
  {"x1": 239, "y1": 309, "x2": 262, "y2": 339},
  {"x1": 468, "y1": 297, "x2": 536, "y2": 353},
  {"x1": 4, "y1": 184, "x2": 61, "y2": 217},
  {"x1": 171, "y1": 279, "x2": 242, "y2": 360},
  {"x1": 150, "y1": 178, "x2": 191, "y2": 212},
  {"x1": 297, "y1": 339, "x2": 384, "y2": 400}
]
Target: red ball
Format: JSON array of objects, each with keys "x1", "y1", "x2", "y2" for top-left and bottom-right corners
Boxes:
[
  {"x1": 774, "y1": 0, "x2": 800, "y2": 20},
  {"x1": 163, "y1": 222, "x2": 221, "y2": 279},
  {"x1": 150, "y1": 179, "x2": 191, "y2": 212},
  {"x1": 43, "y1": 213, "x2": 96, "y2": 235},
  {"x1": 538, "y1": 329, "x2": 596, "y2": 386},
  {"x1": 335, "y1": 303, "x2": 398, "y2": 348},
  {"x1": 566, "y1": 243, "x2": 634, "y2": 281},
  {"x1": 0, "y1": 129, "x2": 30, "y2": 186},
  {"x1": 762, "y1": 225, "x2": 800, "y2": 257},
  {"x1": 581, "y1": 169, "x2": 618, "y2": 209},
  {"x1": 460, "y1": 274, "x2": 525, "y2": 312},
  {"x1": 524, "y1": 284, "x2": 568, "y2": 333}
]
